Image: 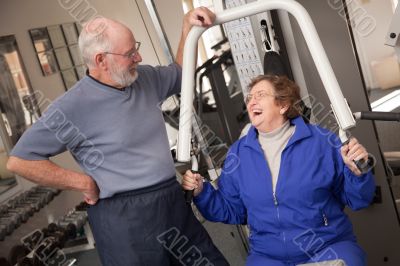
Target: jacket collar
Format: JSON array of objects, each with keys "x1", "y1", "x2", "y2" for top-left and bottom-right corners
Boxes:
[{"x1": 244, "y1": 116, "x2": 312, "y2": 151}]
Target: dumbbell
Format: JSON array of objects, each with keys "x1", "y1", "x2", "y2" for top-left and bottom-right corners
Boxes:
[
  {"x1": 0, "y1": 207, "x2": 20, "y2": 233},
  {"x1": 17, "y1": 256, "x2": 47, "y2": 266},
  {"x1": 34, "y1": 187, "x2": 60, "y2": 197},
  {"x1": 69, "y1": 210, "x2": 87, "y2": 220},
  {"x1": 32, "y1": 187, "x2": 60, "y2": 199},
  {"x1": 0, "y1": 224, "x2": 7, "y2": 240},
  {"x1": 29, "y1": 188, "x2": 56, "y2": 204},
  {"x1": 21, "y1": 229, "x2": 44, "y2": 251},
  {"x1": 75, "y1": 201, "x2": 89, "y2": 211},
  {"x1": 13, "y1": 197, "x2": 41, "y2": 212},
  {"x1": 17, "y1": 225, "x2": 67, "y2": 266},
  {"x1": 28, "y1": 192, "x2": 52, "y2": 205},
  {"x1": 31, "y1": 236, "x2": 61, "y2": 265},
  {"x1": 43, "y1": 224, "x2": 68, "y2": 248},
  {"x1": 0, "y1": 257, "x2": 11, "y2": 266},
  {"x1": 0, "y1": 215, "x2": 18, "y2": 232},
  {"x1": 12, "y1": 204, "x2": 34, "y2": 217},
  {"x1": 0, "y1": 219, "x2": 14, "y2": 235},
  {"x1": 8, "y1": 244, "x2": 30, "y2": 266},
  {"x1": 43, "y1": 224, "x2": 64, "y2": 246},
  {"x1": 56, "y1": 221, "x2": 77, "y2": 240},
  {"x1": 20, "y1": 231, "x2": 62, "y2": 266},
  {"x1": 1, "y1": 211, "x2": 22, "y2": 227},
  {"x1": 0, "y1": 205, "x2": 8, "y2": 214},
  {"x1": 61, "y1": 213, "x2": 86, "y2": 230},
  {"x1": 47, "y1": 222, "x2": 77, "y2": 245},
  {"x1": 7, "y1": 208, "x2": 30, "y2": 223},
  {"x1": 20, "y1": 192, "x2": 47, "y2": 209},
  {"x1": 18, "y1": 192, "x2": 44, "y2": 205},
  {"x1": 7, "y1": 201, "x2": 35, "y2": 217},
  {"x1": 16, "y1": 257, "x2": 35, "y2": 266}
]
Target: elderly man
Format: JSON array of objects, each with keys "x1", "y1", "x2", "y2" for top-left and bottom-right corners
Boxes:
[{"x1": 7, "y1": 7, "x2": 229, "y2": 266}]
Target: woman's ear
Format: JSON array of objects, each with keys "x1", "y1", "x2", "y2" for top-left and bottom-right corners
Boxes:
[{"x1": 280, "y1": 104, "x2": 289, "y2": 115}]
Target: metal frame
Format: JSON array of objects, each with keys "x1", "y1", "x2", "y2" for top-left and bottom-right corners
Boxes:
[
  {"x1": 178, "y1": 0, "x2": 355, "y2": 162},
  {"x1": 143, "y1": 0, "x2": 175, "y2": 64},
  {"x1": 204, "y1": 60, "x2": 241, "y2": 145},
  {"x1": 385, "y1": 1, "x2": 400, "y2": 61}
]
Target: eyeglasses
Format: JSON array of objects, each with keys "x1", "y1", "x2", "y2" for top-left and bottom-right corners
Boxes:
[
  {"x1": 104, "y1": 42, "x2": 141, "y2": 59},
  {"x1": 245, "y1": 90, "x2": 275, "y2": 105}
]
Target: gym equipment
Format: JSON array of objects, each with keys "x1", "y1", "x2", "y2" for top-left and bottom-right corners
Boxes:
[
  {"x1": 0, "y1": 214, "x2": 20, "y2": 229},
  {"x1": 0, "y1": 186, "x2": 60, "y2": 242},
  {"x1": 74, "y1": 201, "x2": 89, "y2": 212},
  {"x1": 354, "y1": 111, "x2": 400, "y2": 122},
  {"x1": 260, "y1": 17, "x2": 292, "y2": 77},
  {"x1": 178, "y1": 0, "x2": 357, "y2": 162},
  {"x1": 12, "y1": 222, "x2": 79, "y2": 266},
  {"x1": 385, "y1": 2, "x2": 400, "y2": 60},
  {"x1": 58, "y1": 211, "x2": 87, "y2": 232},
  {"x1": 0, "y1": 219, "x2": 14, "y2": 235},
  {"x1": 6, "y1": 208, "x2": 29, "y2": 223},
  {"x1": 45, "y1": 223, "x2": 77, "y2": 247},
  {"x1": 8, "y1": 244, "x2": 29, "y2": 265},
  {"x1": 65, "y1": 202, "x2": 90, "y2": 237},
  {"x1": 184, "y1": 155, "x2": 199, "y2": 204},
  {"x1": 0, "y1": 257, "x2": 11, "y2": 266},
  {"x1": 338, "y1": 111, "x2": 400, "y2": 173},
  {"x1": 22, "y1": 229, "x2": 44, "y2": 252},
  {"x1": 7, "y1": 197, "x2": 39, "y2": 214},
  {"x1": 0, "y1": 224, "x2": 7, "y2": 240}
]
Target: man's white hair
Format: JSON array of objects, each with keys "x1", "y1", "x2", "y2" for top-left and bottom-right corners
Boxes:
[{"x1": 78, "y1": 17, "x2": 113, "y2": 68}]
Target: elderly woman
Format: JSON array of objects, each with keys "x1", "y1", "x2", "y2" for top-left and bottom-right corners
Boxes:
[{"x1": 182, "y1": 75, "x2": 375, "y2": 266}]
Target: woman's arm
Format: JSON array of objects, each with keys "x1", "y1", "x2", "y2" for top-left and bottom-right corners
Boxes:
[
  {"x1": 333, "y1": 138, "x2": 376, "y2": 210},
  {"x1": 182, "y1": 169, "x2": 247, "y2": 224}
]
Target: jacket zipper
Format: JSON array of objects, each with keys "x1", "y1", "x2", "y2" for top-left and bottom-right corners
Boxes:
[
  {"x1": 322, "y1": 213, "x2": 329, "y2": 226},
  {"x1": 273, "y1": 192, "x2": 288, "y2": 261},
  {"x1": 273, "y1": 192, "x2": 278, "y2": 206}
]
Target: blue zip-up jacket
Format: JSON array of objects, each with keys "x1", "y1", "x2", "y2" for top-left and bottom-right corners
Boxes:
[{"x1": 194, "y1": 116, "x2": 375, "y2": 262}]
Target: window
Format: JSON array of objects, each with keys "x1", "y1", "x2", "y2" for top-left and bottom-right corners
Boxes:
[{"x1": 0, "y1": 35, "x2": 39, "y2": 194}]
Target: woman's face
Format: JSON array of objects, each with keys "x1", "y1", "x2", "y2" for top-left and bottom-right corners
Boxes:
[{"x1": 246, "y1": 80, "x2": 288, "y2": 132}]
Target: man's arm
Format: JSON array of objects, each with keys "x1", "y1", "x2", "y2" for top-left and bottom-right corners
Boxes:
[
  {"x1": 7, "y1": 156, "x2": 99, "y2": 205},
  {"x1": 175, "y1": 7, "x2": 215, "y2": 67}
]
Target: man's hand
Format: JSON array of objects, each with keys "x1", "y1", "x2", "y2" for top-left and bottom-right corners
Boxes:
[
  {"x1": 185, "y1": 7, "x2": 215, "y2": 27},
  {"x1": 182, "y1": 170, "x2": 204, "y2": 197},
  {"x1": 182, "y1": 7, "x2": 216, "y2": 34},
  {"x1": 7, "y1": 157, "x2": 101, "y2": 204},
  {"x1": 341, "y1": 137, "x2": 369, "y2": 176},
  {"x1": 176, "y1": 7, "x2": 215, "y2": 67},
  {"x1": 82, "y1": 175, "x2": 100, "y2": 205}
]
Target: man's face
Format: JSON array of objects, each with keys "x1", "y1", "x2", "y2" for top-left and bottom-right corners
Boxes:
[
  {"x1": 108, "y1": 55, "x2": 139, "y2": 87},
  {"x1": 107, "y1": 31, "x2": 142, "y2": 87}
]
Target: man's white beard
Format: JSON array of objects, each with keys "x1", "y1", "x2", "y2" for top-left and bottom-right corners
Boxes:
[{"x1": 109, "y1": 60, "x2": 138, "y2": 87}]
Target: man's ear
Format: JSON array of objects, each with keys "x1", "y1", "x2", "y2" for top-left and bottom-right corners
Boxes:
[{"x1": 95, "y1": 53, "x2": 107, "y2": 69}]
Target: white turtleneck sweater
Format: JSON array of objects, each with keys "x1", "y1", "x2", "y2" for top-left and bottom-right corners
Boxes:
[{"x1": 258, "y1": 120, "x2": 296, "y2": 192}]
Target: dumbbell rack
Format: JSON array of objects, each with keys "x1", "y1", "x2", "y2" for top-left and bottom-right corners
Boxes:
[
  {"x1": 0, "y1": 190, "x2": 95, "y2": 264},
  {"x1": 0, "y1": 187, "x2": 60, "y2": 241}
]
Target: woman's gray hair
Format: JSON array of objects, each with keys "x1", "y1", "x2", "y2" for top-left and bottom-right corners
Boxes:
[{"x1": 78, "y1": 17, "x2": 112, "y2": 68}]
